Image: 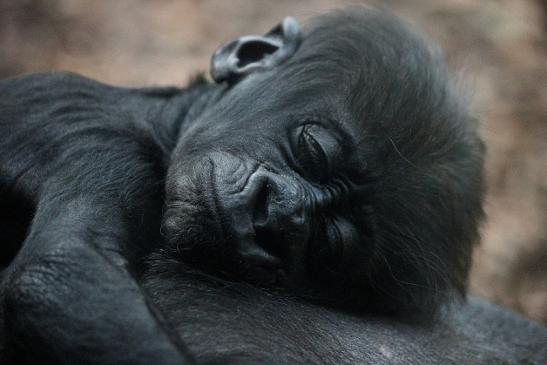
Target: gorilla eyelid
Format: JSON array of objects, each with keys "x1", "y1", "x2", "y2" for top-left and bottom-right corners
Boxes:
[
  {"x1": 319, "y1": 215, "x2": 345, "y2": 261},
  {"x1": 303, "y1": 127, "x2": 329, "y2": 165},
  {"x1": 295, "y1": 124, "x2": 331, "y2": 181},
  {"x1": 326, "y1": 216, "x2": 342, "y2": 245}
]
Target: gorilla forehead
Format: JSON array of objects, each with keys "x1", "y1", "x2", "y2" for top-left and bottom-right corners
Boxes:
[{"x1": 198, "y1": 7, "x2": 468, "y2": 145}]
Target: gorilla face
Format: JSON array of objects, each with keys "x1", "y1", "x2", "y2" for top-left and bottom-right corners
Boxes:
[
  {"x1": 163, "y1": 9, "x2": 484, "y2": 313},
  {"x1": 164, "y1": 75, "x2": 362, "y2": 288}
]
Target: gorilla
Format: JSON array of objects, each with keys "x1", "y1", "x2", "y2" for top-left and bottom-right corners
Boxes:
[
  {"x1": 0, "y1": 7, "x2": 545, "y2": 365},
  {"x1": 162, "y1": 11, "x2": 484, "y2": 316}
]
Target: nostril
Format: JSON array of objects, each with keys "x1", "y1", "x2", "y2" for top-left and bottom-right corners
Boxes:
[
  {"x1": 251, "y1": 180, "x2": 285, "y2": 260},
  {"x1": 253, "y1": 180, "x2": 271, "y2": 227}
]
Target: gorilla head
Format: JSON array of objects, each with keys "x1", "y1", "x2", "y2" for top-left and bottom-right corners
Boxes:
[{"x1": 162, "y1": 8, "x2": 484, "y2": 315}]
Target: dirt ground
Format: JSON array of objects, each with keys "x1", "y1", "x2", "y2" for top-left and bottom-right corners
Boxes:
[{"x1": 1, "y1": 0, "x2": 546, "y2": 323}]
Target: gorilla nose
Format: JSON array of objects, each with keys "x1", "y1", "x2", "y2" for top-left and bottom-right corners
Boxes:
[
  {"x1": 230, "y1": 168, "x2": 308, "y2": 266},
  {"x1": 240, "y1": 169, "x2": 307, "y2": 260}
]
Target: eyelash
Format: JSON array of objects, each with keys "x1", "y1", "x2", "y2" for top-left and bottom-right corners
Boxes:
[
  {"x1": 313, "y1": 214, "x2": 344, "y2": 262},
  {"x1": 297, "y1": 125, "x2": 329, "y2": 181},
  {"x1": 324, "y1": 216, "x2": 342, "y2": 246}
]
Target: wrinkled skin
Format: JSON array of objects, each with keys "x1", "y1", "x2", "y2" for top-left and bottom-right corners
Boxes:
[{"x1": 0, "y1": 7, "x2": 521, "y2": 365}]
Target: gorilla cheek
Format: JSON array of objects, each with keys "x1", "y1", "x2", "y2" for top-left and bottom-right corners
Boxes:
[{"x1": 162, "y1": 157, "x2": 227, "y2": 264}]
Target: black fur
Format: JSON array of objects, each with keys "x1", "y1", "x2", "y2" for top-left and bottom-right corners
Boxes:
[
  {"x1": 0, "y1": 7, "x2": 502, "y2": 365},
  {"x1": 142, "y1": 257, "x2": 547, "y2": 364}
]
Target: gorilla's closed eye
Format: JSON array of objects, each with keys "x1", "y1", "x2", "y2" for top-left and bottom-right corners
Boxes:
[
  {"x1": 294, "y1": 124, "x2": 331, "y2": 182},
  {"x1": 310, "y1": 214, "x2": 361, "y2": 274},
  {"x1": 321, "y1": 215, "x2": 343, "y2": 259}
]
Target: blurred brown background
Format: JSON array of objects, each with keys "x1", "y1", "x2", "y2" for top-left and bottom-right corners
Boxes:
[{"x1": 1, "y1": 0, "x2": 546, "y2": 322}]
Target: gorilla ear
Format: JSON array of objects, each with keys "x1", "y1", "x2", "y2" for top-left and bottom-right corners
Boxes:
[{"x1": 210, "y1": 17, "x2": 301, "y2": 83}]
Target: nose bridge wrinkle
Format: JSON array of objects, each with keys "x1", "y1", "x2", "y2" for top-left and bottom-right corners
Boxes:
[
  {"x1": 234, "y1": 161, "x2": 262, "y2": 195},
  {"x1": 307, "y1": 177, "x2": 352, "y2": 213},
  {"x1": 308, "y1": 184, "x2": 331, "y2": 212},
  {"x1": 208, "y1": 151, "x2": 262, "y2": 196}
]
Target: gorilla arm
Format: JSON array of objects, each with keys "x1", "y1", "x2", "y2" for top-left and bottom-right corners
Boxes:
[
  {"x1": 0, "y1": 72, "x2": 196, "y2": 364},
  {"x1": 144, "y1": 257, "x2": 547, "y2": 365}
]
